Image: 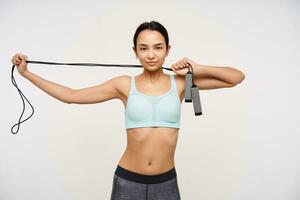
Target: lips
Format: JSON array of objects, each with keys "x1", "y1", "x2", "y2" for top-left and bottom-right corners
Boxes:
[{"x1": 147, "y1": 62, "x2": 157, "y2": 65}]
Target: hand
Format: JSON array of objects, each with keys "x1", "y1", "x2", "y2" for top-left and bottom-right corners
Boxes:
[
  {"x1": 171, "y1": 57, "x2": 199, "y2": 76},
  {"x1": 11, "y1": 53, "x2": 29, "y2": 75}
]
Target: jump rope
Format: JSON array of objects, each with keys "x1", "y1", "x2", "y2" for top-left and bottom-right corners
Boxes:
[{"x1": 11, "y1": 60, "x2": 202, "y2": 134}]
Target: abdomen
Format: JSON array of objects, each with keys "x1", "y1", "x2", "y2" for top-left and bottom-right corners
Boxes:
[{"x1": 118, "y1": 127, "x2": 179, "y2": 175}]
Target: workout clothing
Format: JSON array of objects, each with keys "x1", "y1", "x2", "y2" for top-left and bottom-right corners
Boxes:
[
  {"x1": 110, "y1": 165, "x2": 181, "y2": 200},
  {"x1": 125, "y1": 74, "x2": 181, "y2": 129}
]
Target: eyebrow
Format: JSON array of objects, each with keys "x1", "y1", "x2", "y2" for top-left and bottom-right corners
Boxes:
[{"x1": 137, "y1": 43, "x2": 164, "y2": 47}]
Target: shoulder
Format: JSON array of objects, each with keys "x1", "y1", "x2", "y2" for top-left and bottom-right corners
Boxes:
[
  {"x1": 109, "y1": 75, "x2": 131, "y2": 87},
  {"x1": 173, "y1": 73, "x2": 185, "y2": 88},
  {"x1": 114, "y1": 75, "x2": 131, "y2": 82},
  {"x1": 112, "y1": 75, "x2": 132, "y2": 100},
  {"x1": 173, "y1": 73, "x2": 185, "y2": 84},
  {"x1": 110, "y1": 75, "x2": 131, "y2": 81},
  {"x1": 111, "y1": 75, "x2": 131, "y2": 89}
]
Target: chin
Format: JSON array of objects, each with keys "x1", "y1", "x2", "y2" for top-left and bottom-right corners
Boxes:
[
  {"x1": 146, "y1": 66, "x2": 161, "y2": 71},
  {"x1": 146, "y1": 63, "x2": 161, "y2": 68}
]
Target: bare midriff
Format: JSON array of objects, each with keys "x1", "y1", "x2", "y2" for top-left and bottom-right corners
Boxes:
[{"x1": 118, "y1": 127, "x2": 179, "y2": 175}]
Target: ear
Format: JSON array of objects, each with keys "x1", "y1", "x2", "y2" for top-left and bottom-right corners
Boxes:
[
  {"x1": 165, "y1": 45, "x2": 171, "y2": 57},
  {"x1": 133, "y1": 47, "x2": 138, "y2": 58}
]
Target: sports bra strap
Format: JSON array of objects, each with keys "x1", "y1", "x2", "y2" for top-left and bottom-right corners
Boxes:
[
  {"x1": 170, "y1": 74, "x2": 176, "y2": 91},
  {"x1": 131, "y1": 75, "x2": 137, "y2": 93}
]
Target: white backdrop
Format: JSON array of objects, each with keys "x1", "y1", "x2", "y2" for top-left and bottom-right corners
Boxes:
[{"x1": 1, "y1": 0, "x2": 299, "y2": 199}]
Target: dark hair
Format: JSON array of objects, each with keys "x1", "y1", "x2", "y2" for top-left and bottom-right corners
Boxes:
[{"x1": 133, "y1": 21, "x2": 169, "y2": 49}]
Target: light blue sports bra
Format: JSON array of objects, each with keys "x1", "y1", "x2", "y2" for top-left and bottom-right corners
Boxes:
[{"x1": 125, "y1": 74, "x2": 181, "y2": 129}]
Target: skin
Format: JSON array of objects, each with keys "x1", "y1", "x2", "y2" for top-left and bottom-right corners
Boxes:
[
  {"x1": 11, "y1": 29, "x2": 245, "y2": 175},
  {"x1": 118, "y1": 30, "x2": 185, "y2": 175}
]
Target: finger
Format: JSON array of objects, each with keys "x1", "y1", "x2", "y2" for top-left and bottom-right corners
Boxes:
[
  {"x1": 172, "y1": 63, "x2": 179, "y2": 70},
  {"x1": 183, "y1": 59, "x2": 189, "y2": 66},
  {"x1": 175, "y1": 63, "x2": 181, "y2": 69},
  {"x1": 14, "y1": 55, "x2": 19, "y2": 63},
  {"x1": 177, "y1": 62, "x2": 182, "y2": 68},
  {"x1": 20, "y1": 55, "x2": 26, "y2": 63},
  {"x1": 20, "y1": 54, "x2": 25, "y2": 61},
  {"x1": 16, "y1": 54, "x2": 22, "y2": 62},
  {"x1": 186, "y1": 58, "x2": 194, "y2": 66},
  {"x1": 179, "y1": 61, "x2": 187, "y2": 68},
  {"x1": 182, "y1": 60, "x2": 189, "y2": 66},
  {"x1": 175, "y1": 62, "x2": 183, "y2": 68},
  {"x1": 181, "y1": 58, "x2": 189, "y2": 66}
]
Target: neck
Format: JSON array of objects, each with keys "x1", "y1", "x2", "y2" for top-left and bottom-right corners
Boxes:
[{"x1": 141, "y1": 68, "x2": 165, "y2": 83}]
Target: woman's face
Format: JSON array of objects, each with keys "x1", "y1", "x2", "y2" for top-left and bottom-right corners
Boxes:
[{"x1": 133, "y1": 30, "x2": 171, "y2": 71}]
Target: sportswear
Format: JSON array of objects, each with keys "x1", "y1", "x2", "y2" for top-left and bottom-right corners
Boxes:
[{"x1": 125, "y1": 74, "x2": 181, "y2": 129}]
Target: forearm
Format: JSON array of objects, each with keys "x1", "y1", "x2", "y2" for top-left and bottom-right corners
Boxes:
[
  {"x1": 21, "y1": 70, "x2": 74, "y2": 103},
  {"x1": 192, "y1": 64, "x2": 245, "y2": 85}
]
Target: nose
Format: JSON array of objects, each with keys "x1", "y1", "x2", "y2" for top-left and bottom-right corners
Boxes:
[{"x1": 147, "y1": 49, "x2": 155, "y2": 59}]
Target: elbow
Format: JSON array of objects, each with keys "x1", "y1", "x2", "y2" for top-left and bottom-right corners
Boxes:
[
  {"x1": 230, "y1": 71, "x2": 246, "y2": 86},
  {"x1": 64, "y1": 100, "x2": 72, "y2": 104},
  {"x1": 61, "y1": 98, "x2": 72, "y2": 104},
  {"x1": 63, "y1": 89, "x2": 76, "y2": 104},
  {"x1": 236, "y1": 72, "x2": 246, "y2": 84}
]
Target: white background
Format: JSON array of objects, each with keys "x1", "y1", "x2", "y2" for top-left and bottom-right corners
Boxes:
[{"x1": 1, "y1": 0, "x2": 299, "y2": 199}]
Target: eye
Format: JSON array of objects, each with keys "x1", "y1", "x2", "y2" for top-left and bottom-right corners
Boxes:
[
  {"x1": 139, "y1": 48, "x2": 147, "y2": 50},
  {"x1": 156, "y1": 47, "x2": 163, "y2": 49}
]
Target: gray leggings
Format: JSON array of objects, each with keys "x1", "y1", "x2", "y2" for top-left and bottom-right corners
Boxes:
[{"x1": 110, "y1": 165, "x2": 181, "y2": 200}]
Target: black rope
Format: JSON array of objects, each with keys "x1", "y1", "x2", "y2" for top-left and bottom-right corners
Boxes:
[
  {"x1": 11, "y1": 60, "x2": 173, "y2": 134},
  {"x1": 11, "y1": 65, "x2": 35, "y2": 134},
  {"x1": 26, "y1": 60, "x2": 173, "y2": 71}
]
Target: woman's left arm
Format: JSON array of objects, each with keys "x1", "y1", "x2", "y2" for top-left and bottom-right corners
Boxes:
[{"x1": 171, "y1": 58, "x2": 246, "y2": 89}]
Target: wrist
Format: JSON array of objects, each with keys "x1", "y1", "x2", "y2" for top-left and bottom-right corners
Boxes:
[
  {"x1": 21, "y1": 70, "x2": 30, "y2": 78},
  {"x1": 193, "y1": 64, "x2": 206, "y2": 77}
]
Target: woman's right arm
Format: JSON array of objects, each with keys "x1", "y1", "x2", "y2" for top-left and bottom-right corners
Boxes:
[{"x1": 12, "y1": 53, "x2": 123, "y2": 104}]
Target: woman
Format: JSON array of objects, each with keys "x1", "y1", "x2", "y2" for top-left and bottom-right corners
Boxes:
[{"x1": 11, "y1": 21, "x2": 245, "y2": 200}]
